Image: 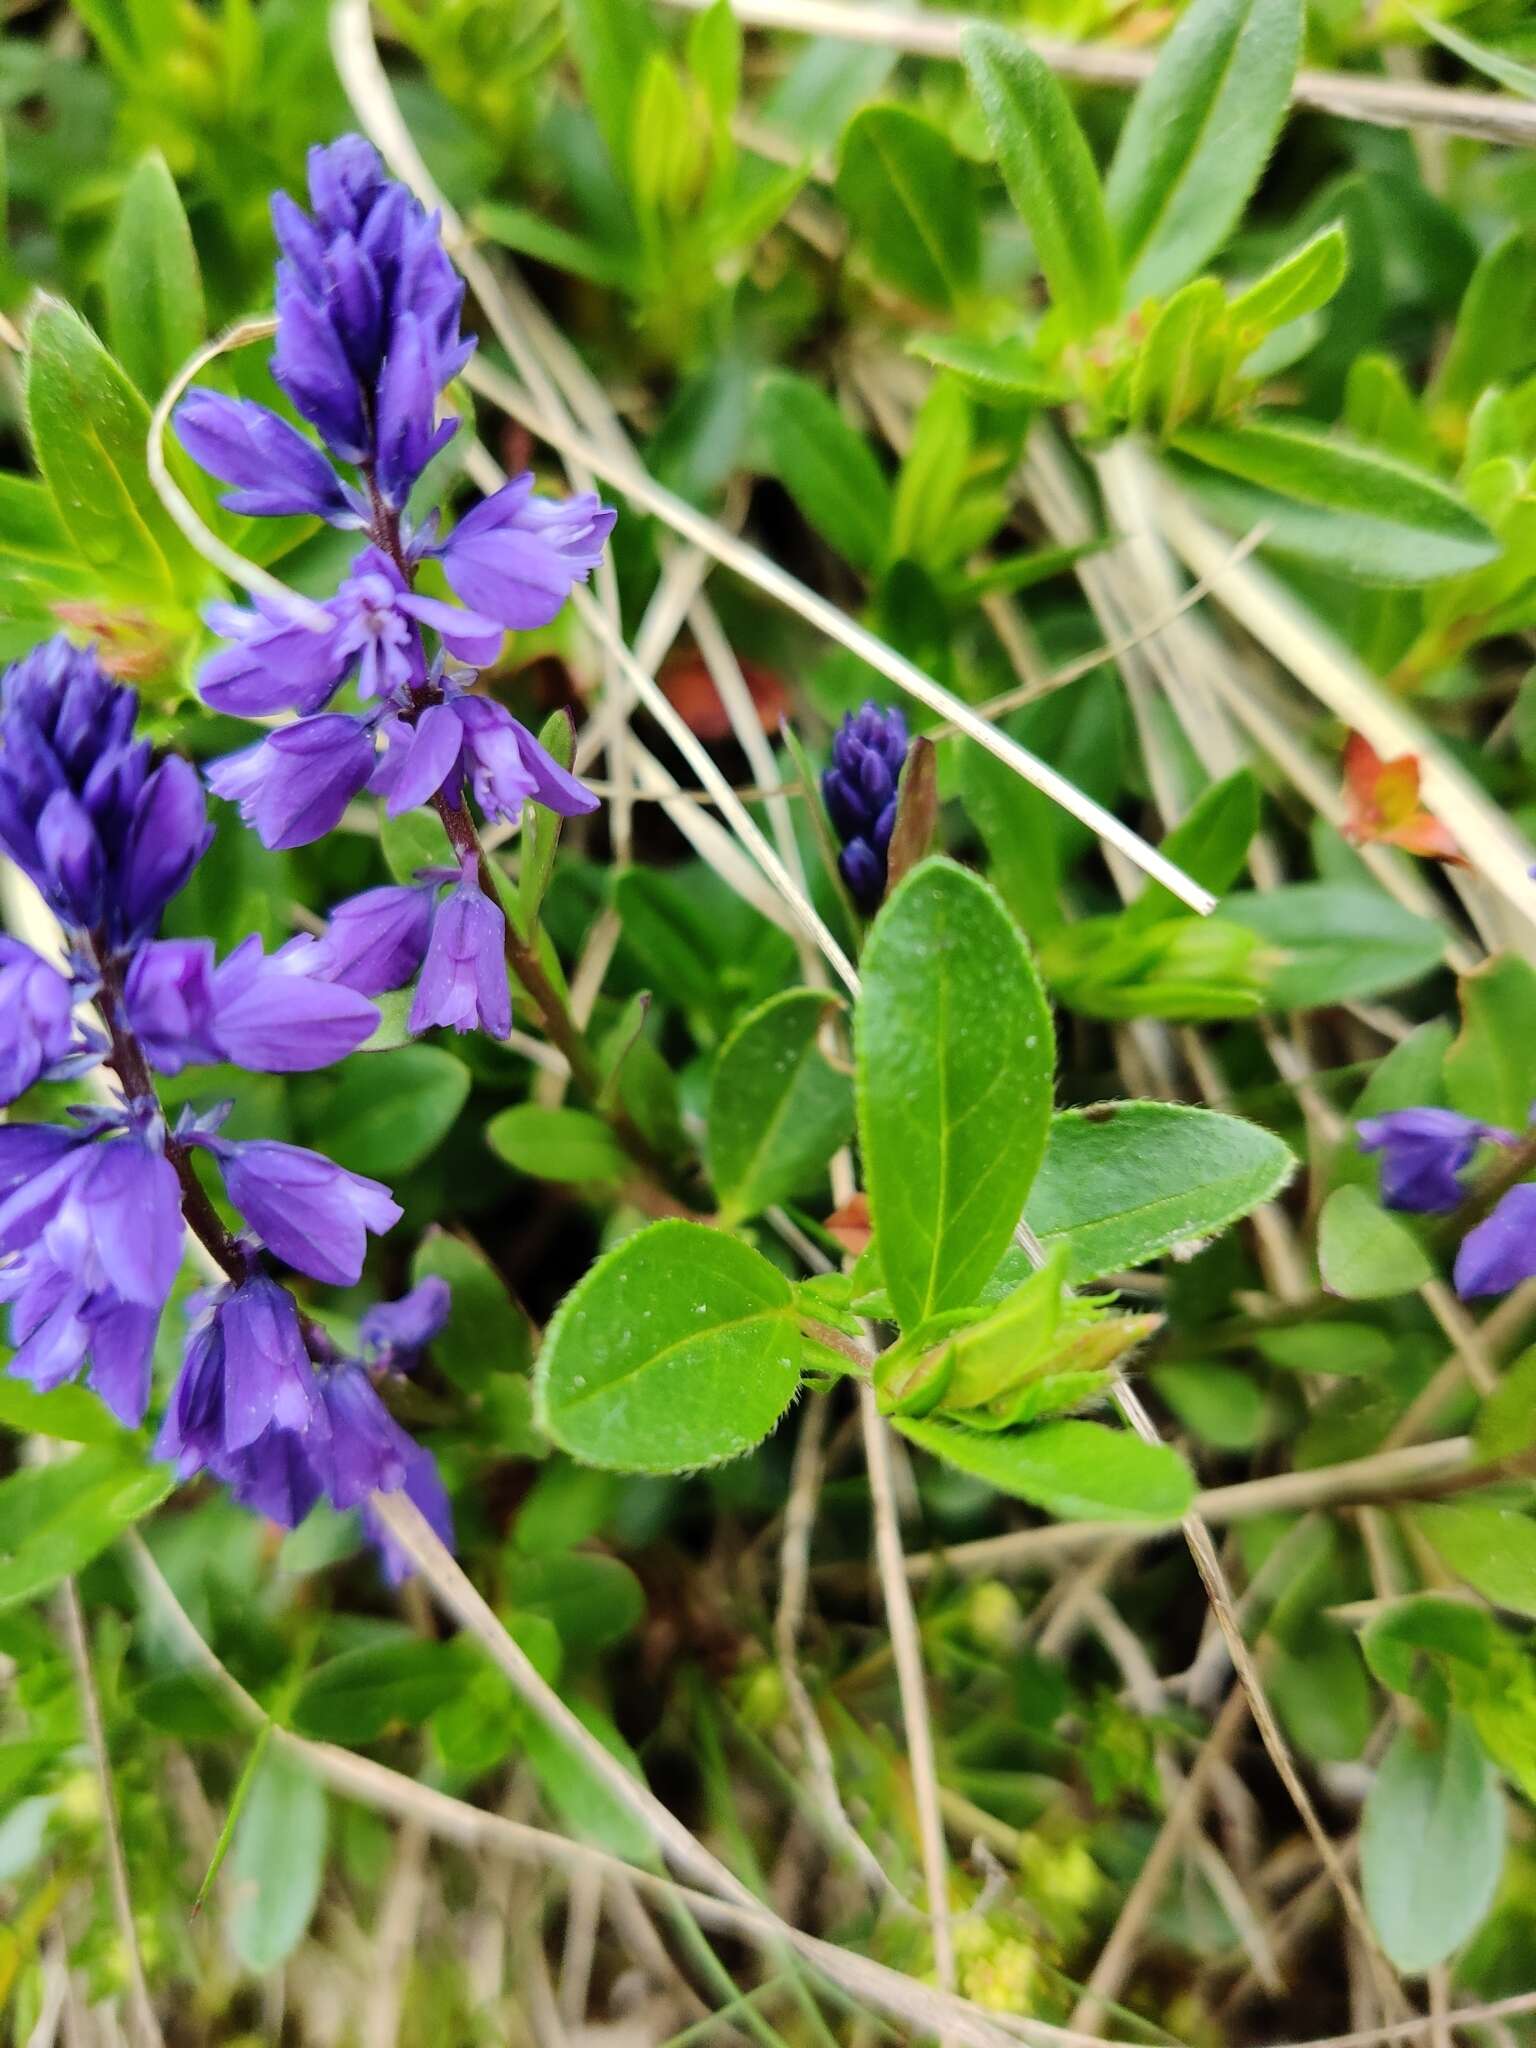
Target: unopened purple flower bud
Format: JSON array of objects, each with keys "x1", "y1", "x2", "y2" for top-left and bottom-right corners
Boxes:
[
  {"x1": 123, "y1": 938, "x2": 222, "y2": 1074},
  {"x1": 375, "y1": 312, "x2": 457, "y2": 507},
  {"x1": 157, "y1": 1275, "x2": 319, "y2": 1474},
  {"x1": 821, "y1": 702, "x2": 908, "y2": 912},
  {"x1": 360, "y1": 1275, "x2": 450, "y2": 1359},
  {"x1": 174, "y1": 391, "x2": 355, "y2": 523},
  {"x1": 205, "y1": 1138, "x2": 401, "y2": 1286},
  {"x1": 1358, "y1": 1107, "x2": 1512, "y2": 1214},
  {"x1": 408, "y1": 858, "x2": 510, "y2": 1038},
  {"x1": 434, "y1": 474, "x2": 616, "y2": 630},
  {"x1": 370, "y1": 704, "x2": 466, "y2": 816},
  {"x1": 310, "y1": 883, "x2": 434, "y2": 995},
  {"x1": 119, "y1": 756, "x2": 213, "y2": 937},
  {"x1": 208, "y1": 714, "x2": 376, "y2": 850},
  {"x1": 1455, "y1": 1183, "x2": 1536, "y2": 1298}
]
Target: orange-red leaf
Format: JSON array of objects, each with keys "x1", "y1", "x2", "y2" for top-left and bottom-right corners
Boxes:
[{"x1": 1341, "y1": 732, "x2": 1463, "y2": 865}]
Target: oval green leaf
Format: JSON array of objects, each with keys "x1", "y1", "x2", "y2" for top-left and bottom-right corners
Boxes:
[
  {"x1": 1223, "y1": 883, "x2": 1445, "y2": 1010},
  {"x1": 229, "y1": 1752, "x2": 327, "y2": 1973},
  {"x1": 896, "y1": 1416, "x2": 1195, "y2": 1522},
  {"x1": 708, "y1": 988, "x2": 855, "y2": 1223},
  {"x1": 836, "y1": 104, "x2": 980, "y2": 312},
  {"x1": 856, "y1": 858, "x2": 1055, "y2": 1330},
  {"x1": 1362, "y1": 1714, "x2": 1505, "y2": 1972},
  {"x1": 291, "y1": 1640, "x2": 467, "y2": 1744},
  {"x1": 487, "y1": 1104, "x2": 631, "y2": 1187},
  {"x1": 534, "y1": 1219, "x2": 802, "y2": 1472},
  {"x1": 1317, "y1": 1185, "x2": 1433, "y2": 1301},
  {"x1": 1023, "y1": 1101, "x2": 1293, "y2": 1283}
]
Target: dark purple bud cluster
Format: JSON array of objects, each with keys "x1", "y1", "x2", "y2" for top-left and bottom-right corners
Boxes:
[
  {"x1": 0, "y1": 637, "x2": 450, "y2": 1573},
  {"x1": 1358, "y1": 1107, "x2": 1534, "y2": 1297},
  {"x1": 174, "y1": 135, "x2": 613, "y2": 1045},
  {"x1": 821, "y1": 701, "x2": 909, "y2": 911}
]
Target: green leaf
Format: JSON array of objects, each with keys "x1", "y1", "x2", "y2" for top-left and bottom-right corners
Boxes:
[
  {"x1": 896, "y1": 1416, "x2": 1194, "y2": 1522},
  {"x1": 476, "y1": 201, "x2": 641, "y2": 292},
  {"x1": 1255, "y1": 1322, "x2": 1394, "y2": 1377},
  {"x1": 296, "y1": 1045, "x2": 470, "y2": 1179},
  {"x1": 1229, "y1": 224, "x2": 1350, "y2": 337},
  {"x1": 959, "y1": 737, "x2": 1062, "y2": 938},
  {"x1": 503, "y1": 1552, "x2": 646, "y2": 1653},
  {"x1": 707, "y1": 989, "x2": 855, "y2": 1224},
  {"x1": 1475, "y1": 1345, "x2": 1536, "y2": 1462},
  {"x1": 1410, "y1": 9, "x2": 1536, "y2": 103},
  {"x1": 1222, "y1": 883, "x2": 1445, "y2": 1009},
  {"x1": 103, "y1": 149, "x2": 205, "y2": 401},
  {"x1": 534, "y1": 1220, "x2": 802, "y2": 1472},
  {"x1": 1023, "y1": 1101, "x2": 1293, "y2": 1283},
  {"x1": 1362, "y1": 1595, "x2": 1497, "y2": 1711},
  {"x1": 836, "y1": 105, "x2": 979, "y2": 312},
  {"x1": 1445, "y1": 956, "x2": 1536, "y2": 1131},
  {"x1": 1106, "y1": 0, "x2": 1301, "y2": 303},
  {"x1": 229, "y1": 1752, "x2": 327, "y2": 1973},
  {"x1": 1172, "y1": 419, "x2": 1499, "y2": 585},
  {"x1": 411, "y1": 1231, "x2": 533, "y2": 1394},
  {"x1": 1317, "y1": 1185, "x2": 1432, "y2": 1300},
  {"x1": 856, "y1": 859, "x2": 1055, "y2": 1330},
  {"x1": 0, "y1": 1378, "x2": 134, "y2": 1444},
  {"x1": 906, "y1": 333, "x2": 1070, "y2": 404},
  {"x1": 754, "y1": 370, "x2": 892, "y2": 573},
  {"x1": 1127, "y1": 277, "x2": 1229, "y2": 438},
  {"x1": 1149, "y1": 1362, "x2": 1267, "y2": 1450},
  {"x1": 1269, "y1": 1620, "x2": 1373, "y2": 1764},
  {"x1": 959, "y1": 26, "x2": 1119, "y2": 339},
  {"x1": 561, "y1": 0, "x2": 662, "y2": 173},
  {"x1": 291, "y1": 1641, "x2": 466, "y2": 1743},
  {"x1": 0, "y1": 1449, "x2": 173, "y2": 1610},
  {"x1": 687, "y1": 0, "x2": 742, "y2": 124},
  {"x1": 1361, "y1": 1714, "x2": 1505, "y2": 1972},
  {"x1": 1124, "y1": 770, "x2": 1259, "y2": 930},
  {"x1": 519, "y1": 710, "x2": 579, "y2": 927},
  {"x1": 1413, "y1": 1504, "x2": 1536, "y2": 1620},
  {"x1": 486, "y1": 1104, "x2": 631, "y2": 1188},
  {"x1": 1434, "y1": 228, "x2": 1536, "y2": 411},
  {"x1": 24, "y1": 297, "x2": 205, "y2": 598}
]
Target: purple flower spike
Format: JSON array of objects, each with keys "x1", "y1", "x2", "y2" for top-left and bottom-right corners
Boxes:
[
  {"x1": 1455, "y1": 1183, "x2": 1536, "y2": 1298},
  {"x1": 435, "y1": 474, "x2": 616, "y2": 630},
  {"x1": 821, "y1": 702, "x2": 908, "y2": 912},
  {"x1": 157, "y1": 1275, "x2": 319, "y2": 1474},
  {"x1": 310, "y1": 883, "x2": 435, "y2": 995},
  {"x1": 0, "y1": 938, "x2": 75, "y2": 1106},
  {"x1": 208, "y1": 714, "x2": 376, "y2": 850},
  {"x1": 361, "y1": 1275, "x2": 450, "y2": 1359},
  {"x1": 208, "y1": 1138, "x2": 401, "y2": 1286},
  {"x1": 1358, "y1": 1107, "x2": 1512, "y2": 1214},
  {"x1": 174, "y1": 391, "x2": 355, "y2": 524},
  {"x1": 409, "y1": 857, "x2": 510, "y2": 1038}
]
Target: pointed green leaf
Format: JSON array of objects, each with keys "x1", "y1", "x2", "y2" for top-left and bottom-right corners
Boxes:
[
  {"x1": 754, "y1": 371, "x2": 892, "y2": 572},
  {"x1": 229, "y1": 1753, "x2": 326, "y2": 1973},
  {"x1": 896, "y1": 1416, "x2": 1194, "y2": 1522},
  {"x1": 836, "y1": 104, "x2": 980, "y2": 312},
  {"x1": 103, "y1": 149, "x2": 205, "y2": 400},
  {"x1": 1317, "y1": 1185, "x2": 1432, "y2": 1300},
  {"x1": 708, "y1": 989, "x2": 855, "y2": 1223}
]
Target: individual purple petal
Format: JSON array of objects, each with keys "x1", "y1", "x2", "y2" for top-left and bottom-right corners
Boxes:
[
  {"x1": 120, "y1": 756, "x2": 213, "y2": 936},
  {"x1": 36, "y1": 788, "x2": 106, "y2": 929},
  {"x1": 465, "y1": 698, "x2": 598, "y2": 821},
  {"x1": 360, "y1": 1276, "x2": 450, "y2": 1359},
  {"x1": 57, "y1": 1137, "x2": 184, "y2": 1309},
  {"x1": 838, "y1": 838, "x2": 885, "y2": 910},
  {"x1": 86, "y1": 1302, "x2": 158, "y2": 1427},
  {"x1": 8, "y1": 1276, "x2": 91, "y2": 1396},
  {"x1": 373, "y1": 702, "x2": 465, "y2": 816},
  {"x1": 1358, "y1": 1107, "x2": 1511, "y2": 1215},
  {"x1": 208, "y1": 934, "x2": 379, "y2": 1071},
  {"x1": 1455, "y1": 1182, "x2": 1536, "y2": 1298},
  {"x1": 123, "y1": 938, "x2": 222, "y2": 1075},
  {"x1": 311, "y1": 1361, "x2": 412, "y2": 1508},
  {"x1": 207, "y1": 715, "x2": 376, "y2": 850},
  {"x1": 408, "y1": 858, "x2": 510, "y2": 1038},
  {"x1": 310, "y1": 883, "x2": 435, "y2": 995},
  {"x1": 375, "y1": 312, "x2": 458, "y2": 507},
  {"x1": 198, "y1": 594, "x2": 351, "y2": 718},
  {"x1": 0, "y1": 937, "x2": 75, "y2": 1106},
  {"x1": 174, "y1": 391, "x2": 354, "y2": 523},
  {"x1": 209, "y1": 1139, "x2": 401, "y2": 1286},
  {"x1": 218, "y1": 1274, "x2": 321, "y2": 1449},
  {"x1": 435, "y1": 474, "x2": 616, "y2": 629},
  {"x1": 0, "y1": 1123, "x2": 82, "y2": 1198},
  {"x1": 397, "y1": 590, "x2": 504, "y2": 668},
  {"x1": 215, "y1": 1426, "x2": 325, "y2": 1529},
  {"x1": 363, "y1": 1440, "x2": 454, "y2": 1584},
  {"x1": 272, "y1": 271, "x2": 370, "y2": 461}
]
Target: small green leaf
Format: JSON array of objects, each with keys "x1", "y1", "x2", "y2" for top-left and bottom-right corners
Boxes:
[
  {"x1": 959, "y1": 738, "x2": 1062, "y2": 938},
  {"x1": 1254, "y1": 1323, "x2": 1394, "y2": 1376},
  {"x1": 960, "y1": 26, "x2": 1119, "y2": 339},
  {"x1": 907, "y1": 333, "x2": 1070, "y2": 403},
  {"x1": 411, "y1": 1231, "x2": 533, "y2": 1393},
  {"x1": 534, "y1": 1220, "x2": 802, "y2": 1472},
  {"x1": 103, "y1": 149, "x2": 205, "y2": 400},
  {"x1": 561, "y1": 0, "x2": 662, "y2": 173},
  {"x1": 1223, "y1": 883, "x2": 1445, "y2": 1009},
  {"x1": 487, "y1": 1104, "x2": 631, "y2": 1187},
  {"x1": 836, "y1": 105, "x2": 980, "y2": 312},
  {"x1": 1125, "y1": 770, "x2": 1259, "y2": 929},
  {"x1": 519, "y1": 709, "x2": 579, "y2": 928},
  {"x1": 1361, "y1": 1714, "x2": 1505, "y2": 1972},
  {"x1": 1173, "y1": 418, "x2": 1499, "y2": 585},
  {"x1": 896, "y1": 1416, "x2": 1195, "y2": 1522},
  {"x1": 754, "y1": 371, "x2": 892, "y2": 573},
  {"x1": 503, "y1": 1552, "x2": 646, "y2": 1653},
  {"x1": 1149, "y1": 1362, "x2": 1267, "y2": 1450},
  {"x1": 1317, "y1": 1185, "x2": 1432, "y2": 1300},
  {"x1": 291, "y1": 1641, "x2": 467, "y2": 1743},
  {"x1": 856, "y1": 859, "x2": 1055, "y2": 1330},
  {"x1": 228, "y1": 1752, "x2": 327, "y2": 1973},
  {"x1": 1410, "y1": 9, "x2": 1536, "y2": 103},
  {"x1": 0, "y1": 1378, "x2": 134, "y2": 1444},
  {"x1": 708, "y1": 989, "x2": 855, "y2": 1223},
  {"x1": 25, "y1": 297, "x2": 206, "y2": 598},
  {"x1": 1229, "y1": 224, "x2": 1350, "y2": 337},
  {"x1": 0, "y1": 1449, "x2": 174, "y2": 1610},
  {"x1": 295, "y1": 1045, "x2": 470, "y2": 1179},
  {"x1": 1023, "y1": 1101, "x2": 1293, "y2": 1283},
  {"x1": 1434, "y1": 228, "x2": 1536, "y2": 411},
  {"x1": 1445, "y1": 956, "x2": 1536, "y2": 1131},
  {"x1": 1413, "y1": 1505, "x2": 1536, "y2": 1620},
  {"x1": 1475, "y1": 1345, "x2": 1536, "y2": 1462},
  {"x1": 1106, "y1": 0, "x2": 1302, "y2": 303}
]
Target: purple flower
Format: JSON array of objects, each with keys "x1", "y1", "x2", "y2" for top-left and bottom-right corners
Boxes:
[
  {"x1": 434, "y1": 475, "x2": 616, "y2": 630},
  {"x1": 208, "y1": 714, "x2": 376, "y2": 850},
  {"x1": 215, "y1": 1426, "x2": 325, "y2": 1529},
  {"x1": 360, "y1": 1276, "x2": 450, "y2": 1359},
  {"x1": 174, "y1": 391, "x2": 356, "y2": 523},
  {"x1": 198, "y1": 593, "x2": 354, "y2": 718},
  {"x1": 0, "y1": 938, "x2": 75, "y2": 1106},
  {"x1": 409, "y1": 857, "x2": 510, "y2": 1038},
  {"x1": 363, "y1": 1440, "x2": 454, "y2": 1585},
  {"x1": 310, "y1": 883, "x2": 434, "y2": 995},
  {"x1": 370, "y1": 704, "x2": 466, "y2": 815},
  {"x1": 122, "y1": 939, "x2": 222, "y2": 1074},
  {"x1": 821, "y1": 702, "x2": 908, "y2": 911},
  {"x1": 310, "y1": 1360, "x2": 413, "y2": 1506},
  {"x1": 455, "y1": 698, "x2": 597, "y2": 823},
  {"x1": 157, "y1": 1276, "x2": 319, "y2": 1476},
  {"x1": 1455, "y1": 1183, "x2": 1536, "y2": 1298},
  {"x1": 0, "y1": 1130, "x2": 183, "y2": 1425},
  {"x1": 0, "y1": 639, "x2": 211, "y2": 946},
  {"x1": 205, "y1": 935, "x2": 379, "y2": 1072},
  {"x1": 375, "y1": 312, "x2": 458, "y2": 507},
  {"x1": 201, "y1": 1138, "x2": 401, "y2": 1286},
  {"x1": 1358, "y1": 1107, "x2": 1512, "y2": 1214}
]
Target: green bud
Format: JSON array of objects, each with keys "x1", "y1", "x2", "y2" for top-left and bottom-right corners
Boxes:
[{"x1": 1041, "y1": 912, "x2": 1266, "y2": 1021}]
